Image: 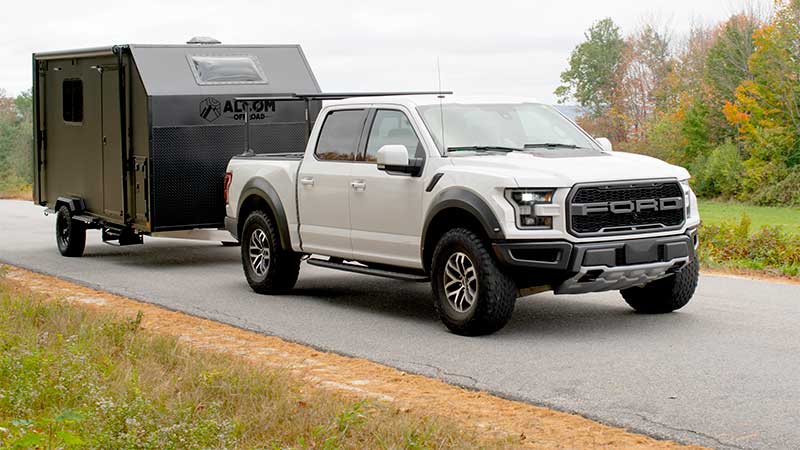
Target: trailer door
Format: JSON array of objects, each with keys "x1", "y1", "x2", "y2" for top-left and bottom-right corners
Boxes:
[{"x1": 101, "y1": 69, "x2": 123, "y2": 219}]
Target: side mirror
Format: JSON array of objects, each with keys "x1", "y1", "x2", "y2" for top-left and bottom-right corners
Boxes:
[
  {"x1": 377, "y1": 145, "x2": 421, "y2": 176},
  {"x1": 595, "y1": 137, "x2": 613, "y2": 152}
]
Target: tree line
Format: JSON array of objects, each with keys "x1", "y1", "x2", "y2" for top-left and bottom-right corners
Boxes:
[
  {"x1": 556, "y1": 0, "x2": 800, "y2": 206},
  {"x1": 0, "y1": 89, "x2": 32, "y2": 194}
]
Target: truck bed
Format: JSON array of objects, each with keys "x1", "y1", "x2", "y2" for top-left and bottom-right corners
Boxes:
[{"x1": 232, "y1": 152, "x2": 304, "y2": 161}]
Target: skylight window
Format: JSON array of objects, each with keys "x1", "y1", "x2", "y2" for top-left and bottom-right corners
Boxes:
[{"x1": 188, "y1": 55, "x2": 268, "y2": 85}]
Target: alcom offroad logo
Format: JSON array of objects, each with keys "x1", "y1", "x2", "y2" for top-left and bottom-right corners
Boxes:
[
  {"x1": 199, "y1": 97, "x2": 222, "y2": 122},
  {"x1": 199, "y1": 97, "x2": 276, "y2": 122}
]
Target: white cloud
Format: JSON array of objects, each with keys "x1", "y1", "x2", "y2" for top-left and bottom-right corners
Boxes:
[{"x1": 0, "y1": 0, "x2": 758, "y2": 102}]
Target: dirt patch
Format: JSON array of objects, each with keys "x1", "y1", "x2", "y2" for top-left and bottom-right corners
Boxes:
[{"x1": 2, "y1": 265, "x2": 703, "y2": 449}]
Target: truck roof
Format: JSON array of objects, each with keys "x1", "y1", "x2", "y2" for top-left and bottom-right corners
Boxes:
[{"x1": 328, "y1": 94, "x2": 543, "y2": 108}]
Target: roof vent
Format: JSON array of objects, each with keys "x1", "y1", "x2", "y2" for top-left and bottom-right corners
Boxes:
[{"x1": 187, "y1": 36, "x2": 222, "y2": 45}]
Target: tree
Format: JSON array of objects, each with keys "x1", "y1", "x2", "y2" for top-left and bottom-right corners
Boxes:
[
  {"x1": 555, "y1": 18, "x2": 625, "y2": 116},
  {"x1": 706, "y1": 14, "x2": 760, "y2": 100},
  {"x1": 723, "y1": 0, "x2": 800, "y2": 195},
  {"x1": 0, "y1": 89, "x2": 33, "y2": 193},
  {"x1": 619, "y1": 25, "x2": 673, "y2": 140}
]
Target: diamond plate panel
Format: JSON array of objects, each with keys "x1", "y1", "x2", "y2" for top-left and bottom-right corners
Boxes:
[{"x1": 150, "y1": 123, "x2": 307, "y2": 230}]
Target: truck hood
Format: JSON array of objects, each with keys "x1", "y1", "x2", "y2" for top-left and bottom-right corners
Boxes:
[{"x1": 448, "y1": 150, "x2": 690, "y2": 187}]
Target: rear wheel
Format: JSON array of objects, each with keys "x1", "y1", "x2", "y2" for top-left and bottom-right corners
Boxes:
[
  {"x1": 240, "y1": 210, "x2": 300, "y2": 294},
  {"x1": 55, "y1": 205, "x2": 86, "y2": 257},
  {"x1": 621, "y1": 259, "x2": 699, "y2": 313},
  {"x1": 431, "y1": 228, "x2": 517, "y2": 336}
]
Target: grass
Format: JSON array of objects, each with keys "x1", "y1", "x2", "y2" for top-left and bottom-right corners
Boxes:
[
  {"x1": 0, "y1": 275, "x2": 508, "y2": 449},
  {"x1": 0, "y1": 182, "x2": 31, "y2": 201},
  {"x1": 698, "y1": 200, "x2": 800, "y2": 236}
]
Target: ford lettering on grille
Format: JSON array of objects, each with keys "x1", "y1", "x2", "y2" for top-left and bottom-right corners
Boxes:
[
  {"x1": 571, "y1": 197, "x2": 684, "y2": 216},
  {"x1": 567, "y1": 181, "x2": 686, "y2": 236}
]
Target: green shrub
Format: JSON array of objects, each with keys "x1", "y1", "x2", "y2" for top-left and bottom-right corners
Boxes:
[
  {"x1": 691, "y1": 141, "x2": 744, "y2": 198},
  {"x1": 749, "y1": 169, "x2": 800, "y2": 207},
  {"x1": 699, "y1": 213, "x2": 800, "y2": 277}
]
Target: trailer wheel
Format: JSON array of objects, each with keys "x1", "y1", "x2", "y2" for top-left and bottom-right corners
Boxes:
[
  {"x1": 241, "y1": 210, "x2": 300, "y2": 294},
  {"x1": 55, "y1": 205, "x2": 86, "y2": 257}
]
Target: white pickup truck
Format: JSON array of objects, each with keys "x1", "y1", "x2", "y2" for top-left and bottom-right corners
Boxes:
[{"x1": 224, "y1": 95, "x2": 700, "y2": 335}]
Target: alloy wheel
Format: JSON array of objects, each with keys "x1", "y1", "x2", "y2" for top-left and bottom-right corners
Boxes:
[
  {"x1": 443, "y1": 252, "x2": 478, "y2": 312},
  {"x1": 248, "y1": 228, "x2": 270, "y2": 277}
]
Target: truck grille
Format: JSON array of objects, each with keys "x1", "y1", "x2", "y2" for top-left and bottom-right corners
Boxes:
[{"x1": 567, "y1": 180, "x2": 685, "y2": 237}]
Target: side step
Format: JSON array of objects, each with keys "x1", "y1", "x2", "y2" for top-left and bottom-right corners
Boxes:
[{"x1": 306, "y1": 258, "x2": 429, "y2": 282}]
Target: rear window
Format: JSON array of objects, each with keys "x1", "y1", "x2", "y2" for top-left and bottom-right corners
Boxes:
[
  {"x1": 315, "y1": 110, "x2": 367, "y2": 161},
  {"x1": 62, "y1": 79, "x2": 83, "y2": 123},
  {"x1": 188, "y1": 55, "x2": 267, "y2": 85}
]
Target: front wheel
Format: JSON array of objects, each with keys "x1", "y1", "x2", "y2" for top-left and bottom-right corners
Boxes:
[
  {"x1": 240, "y1": 210, "x2": 301, "y2": 294},
  {"x1": 55, "y1": 206, "x2": 86, "y2": 257},
  {"x1": 621, "y1": 259, "x2": 699, "y2": 313},
  {"x1": 431, "y1": 228, "x2": 517, "y2": 336}
]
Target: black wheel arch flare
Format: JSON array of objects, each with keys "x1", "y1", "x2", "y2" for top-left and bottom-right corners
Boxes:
[
  {"x1": 237, "y1": 178, "x2": 292, "y2": 251},
  {"x1": 421, "y1": 187, "x2": 505, "y2": 272}
]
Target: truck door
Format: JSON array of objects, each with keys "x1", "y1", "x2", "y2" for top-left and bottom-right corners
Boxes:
[
  {"x1": 349, "y1": 108, "x2": 426, "y2": 269},
  {"x1": 297, "y1": 108, "x2": 367, "y2": 259},
  {"x1": 101, "y1": 68, "x2": 123, "y2": 219}
]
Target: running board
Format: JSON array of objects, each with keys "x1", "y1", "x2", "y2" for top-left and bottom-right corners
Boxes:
[{"x1": 306, "y1": 258, "x2": 429, "y2": 282}]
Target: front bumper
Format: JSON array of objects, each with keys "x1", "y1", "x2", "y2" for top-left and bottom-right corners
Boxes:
[{"x1": 493, "y1": 229, "x2": 697, "y2": 294}]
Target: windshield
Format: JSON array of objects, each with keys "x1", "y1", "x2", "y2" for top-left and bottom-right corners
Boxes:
[{"x1": 416, "y1": 103, "x2": 600, "y2": 154}]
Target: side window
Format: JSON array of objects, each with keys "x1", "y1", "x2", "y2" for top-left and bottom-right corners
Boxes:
[
  {"x1": 62, "y1": 79, "x2": 83, "y2": 123},
  {"x1": 364, "y1": 110, "x2": 423, "y2": 162},
  {"x1": 315, "y1": 109, "x2": 367, "y2": 161}
]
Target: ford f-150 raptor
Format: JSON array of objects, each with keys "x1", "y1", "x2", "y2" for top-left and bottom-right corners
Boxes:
[{"x1": 224, "y1": 95, "x2": 700, "y2": 335}]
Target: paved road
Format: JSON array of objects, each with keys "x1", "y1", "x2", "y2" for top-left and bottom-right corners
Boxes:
[{"x1": 1, "y1": 200, "x2": 798, "y2": 449}]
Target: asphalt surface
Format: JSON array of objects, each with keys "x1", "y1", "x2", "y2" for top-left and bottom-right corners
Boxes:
[{"x1": 1, "y1": 199, "x2": 798, "y2": 449}]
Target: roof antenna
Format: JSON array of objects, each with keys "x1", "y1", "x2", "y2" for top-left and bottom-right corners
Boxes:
[{"x1": 437, "y1": 57, "x2": 447, "y2": 154}]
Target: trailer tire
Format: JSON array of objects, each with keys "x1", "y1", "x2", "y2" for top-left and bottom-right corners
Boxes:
[
  {"x1": 55, "y1": 205, "x2": 86, "y2": 257},
  {"x1": 621, "y1": 259, "x2": 699, "y2": 313},
  {"x1": 241, "y1": 210, "x2": 300, "y2": 294},
  {"x1": 431, "y1": 228, "x2": 517, "y2": 336}
]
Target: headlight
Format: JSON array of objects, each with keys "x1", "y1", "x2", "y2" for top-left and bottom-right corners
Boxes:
[
  {"x1": 505, "y1": 189, "x2": 555, "y2": 229},
  {"x1": 680, "y1": 179, "x2": 692, "y2": 218}
]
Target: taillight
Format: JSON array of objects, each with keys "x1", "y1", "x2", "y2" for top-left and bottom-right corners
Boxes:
[{"x1": 223, "y1": 172, "x2": 233, "y2": 204}]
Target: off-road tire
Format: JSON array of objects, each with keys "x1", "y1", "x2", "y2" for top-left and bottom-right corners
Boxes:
[
  {"x1": 55, "y1": 205, "x2": 86, "y2": 257},
  {"x1": 621, "y1": 259, "x2": 699, "y2": 313},
  {"x1": 241, "y1": 210, "x2": 301, "y2": 294},
  {"x1": 431, "y1": 228, "x2": 517, "y2": 336}
]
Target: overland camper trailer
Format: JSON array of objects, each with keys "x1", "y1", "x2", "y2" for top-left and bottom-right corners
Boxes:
[{"x1": 32, "y1": 40, "x2": 323, "y2": 256}]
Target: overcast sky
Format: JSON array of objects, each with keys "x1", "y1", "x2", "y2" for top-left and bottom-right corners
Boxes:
[{"x1": 0, "y1": 0, "x2": 758, "y2": 103}]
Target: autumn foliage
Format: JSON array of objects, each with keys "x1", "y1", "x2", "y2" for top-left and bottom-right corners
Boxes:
[{"x1": 557, "y1": 0, "x2": 800, "y2": 206}]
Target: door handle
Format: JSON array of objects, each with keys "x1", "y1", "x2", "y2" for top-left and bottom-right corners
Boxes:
[
  {"x1": 300, "y1": 177, "x2": 315, "y2": 187},
  {"x1": 350, "y1": 180, "x2": 366, "y2": 191}
]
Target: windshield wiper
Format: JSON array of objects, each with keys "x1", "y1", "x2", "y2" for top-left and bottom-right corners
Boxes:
[
  {"x1": 448, "y1": 146, "x2": 523, "y2": 153},
  {"x1": 524, "y1": 143, "x2": 585, "y2": 149}
]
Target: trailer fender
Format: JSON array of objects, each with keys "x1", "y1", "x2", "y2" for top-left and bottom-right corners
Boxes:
[
  {"x1": 55, "y1": 196, "x2": 87, "y2": 214},
  {"x1": 237, "y1": 178, "x2": 292, "y2": 251}
]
